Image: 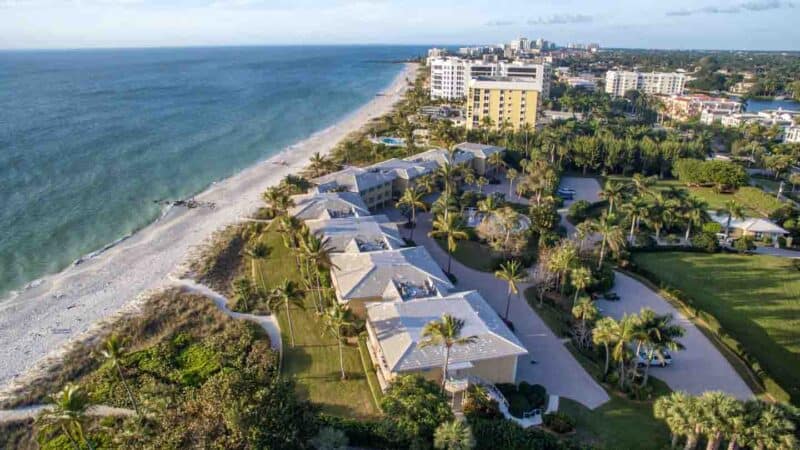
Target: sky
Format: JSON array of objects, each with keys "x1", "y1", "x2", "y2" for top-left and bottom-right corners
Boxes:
[{"x1": 0, "y1": 0, "x2": 799, "y2": 50}]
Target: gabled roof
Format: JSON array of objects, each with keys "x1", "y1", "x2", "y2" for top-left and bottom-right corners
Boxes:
[
  {"x1": 406, "y1": 148, "x2": 474, "y2": 167},
  {"x1": 455, "y1": 142, "x2": 506, "y2": 159},
  {"x1": 367, "y1": 291, "x2": 528, "y2": 372},
  {"x1": 367, "y1": 158, "x2": 438, "y2": 180},
  {"x1": 289, "y1": 192, "x2": 369, "y2": 221},
  {"x1": 330, "y1": 246, "x2": 453, "y2": 302},
  {"x1": 312, "y1": 166, "x2": 396, "y2": 193},
  {"x1": 305, "y1": 215, "x2": 404, "y2": 253},
  {"x1": 709, "y1": 213, "x2": 788, "y2": 234}
]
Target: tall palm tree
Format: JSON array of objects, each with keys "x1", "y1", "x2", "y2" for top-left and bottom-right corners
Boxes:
[
  {"x1": 417, "y1": 174, "x2": 437, "y2": 194},
  {"x1": 263, "y1": 188, "x2": 294, "y2": 217},
  {"x1": 397, "y1": 188, "x2": 428, "y2": 240},
  {"x1": 718, "y1": 200, "x2": 745, "y2": 240},
  {"x1": 591, "y1": 214, "x2": 626, "y2": 269},
  {"x1": 569, "y1": 266, "x2": 592, "y2": 306},
  {"x1": 419, "y1": 314, "x2": 478, "y2": 391},
  {"x1": 654, "y1": 391, "x2": 697, "y2": 450},
  {"x1": 572, "y1": 297, "x2": 599, "y2": 349},
  {"x1": 429, "y1": 213, "x2": 468, "y2": 274},
  {"x1": 308, "y1": 151, "x2": 329, "y2": 177},
  {"x1": 437, "y1": 162, "x2": 459, "y2": 200},
  {"x1": 476, "y1": 194, "x2": 500, "y2": 217},
  {"x1": 698, "y1": 392, "x2": 742, "y2": 450},
  {"x1": 268, "y1": 279, "x2": 305, "y2": 347},
  {"x1": 494, "y1": 260, "x2": 524, "y2": 321},
  {"x1": 37, "y1": 384, "x2": 94, "y2": 450},
  {"x1": 629, "y1": 173, "x2": 656, "y2": 198},
  {"x1": 546, "y1": 240, "x2": 578, "y2": 293},
  {"x1": 322, "y1": 303, "x2": 355, "y2": 380},
  {"x1": 611, "y1": 314, "x2": 639, "y2": 389},
  {"x1": 592, "y1": 317, "x2": 619, "y2": 377},
  {"x1": 99, "y1": 335, "x2": 139, "y2": 416},
  {"x1": 746, "y1": 402, "x2": 797, "y2": 450},
  {"x1": 506, "y1": 168, "x2": 519, "y2": 198},
  {"x1": 638, "y1": 311, "x2": 685, "y2": 387},
  {"x1": 243, "y1": 239, "x2": 270, "y2": 283},
  {"x1": 433, "y1": 420, "x2": 476, "y2": 450},
  {"x1": 232, "y1": 276, "x2": 258, "y2": 312},
  {"x1": 462, "y1": 167, "x2": 476, "y2": 187},
  {"x1": 487, "y1": 152, "x2": 506, "y2": 179},
  {"x1": 301, "y1": 234, "x2": 338, "y2": 312},
  {"x1": 621, "y1": 197, "x2": 650, "y2": 242},
  {"x1": 600, "y1": 181, "x2": 627, "y2": 214},
  {"x1": 475, "y1": 176, "x2": 488, "y2": 194}
]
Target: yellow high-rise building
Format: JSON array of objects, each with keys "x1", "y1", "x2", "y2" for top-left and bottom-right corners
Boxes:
[{"x1": 466, "y1": 77, "x2": 539, "y2": 131}]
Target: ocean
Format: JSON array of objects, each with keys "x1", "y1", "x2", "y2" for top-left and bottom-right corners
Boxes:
[{"x1": 0, "y1": 45, "x2": 426, "y2": 298}]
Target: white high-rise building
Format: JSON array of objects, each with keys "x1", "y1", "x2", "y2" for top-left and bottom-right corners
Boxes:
[
  {"x1": 429, "y1": 57, "x2": 550, "y2": 100},
  {"x1": 605, "y1": 70, "x2": 686, "y2": 96}
]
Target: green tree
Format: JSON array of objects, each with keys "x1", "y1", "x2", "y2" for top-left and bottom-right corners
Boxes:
[
  {"x1": 322, "y1": 303, "x2": 355, "y2": 380},
  {"x1": 569, "y1": 266, "x2": 592, "y2": 307},
  {"x1": 380, "y1": 375, "x2": 454, "y2": 444},
  {"x1": 434, "y1": 420, "x2": 476, "y2": 450},
  {"x1": 682, "y1": 198, "x2": 708, "y2": 242},
  {"x1": 654, "y1": 391, "x2": 698, "y2": 449},
  {"x1": 636, "y1": 309, "x2": 686, "y2": 387},
  {"x1": 718, "y1": 200, "x2": 745, "y2": 239},
  {"x1": 301, "y1": 233, "x2": 338, "y2": 312},
  {"x1": 397, "y1": 187, "x2": 428, "y2": 240},
  {"x1": 506, "y1": 168, "x2": 519, "y2": 198},
  {"x1": 600, "y1": 181, "x2": 627, "y2": 214},
  {"x1": 232, "y1": 276, "x2": 259, "y2": 313},
  {"x1": 572, "y1": 297, "x2": 599, "y2": 349},
  {"x1": 591, "y1": 213, "x2": 626, "y2": 269},
  {"x1": 698, "y1": 391, "x2": 741, "y2": 450},
  {"x1": 419, "y1": 314, "x2": 478, "y2": 391},
  {"x1": 494, "y1": 260, "x2": 525, "y2": 321},
  {"x1": 429, "y1": 213, "x2": 469, "y2": 274},
  {"x1": 99, "y1": 335, "x2": 140, "y2": 416},
  {"x1": 244, "y1": 239, "x2": 270, "y2": 284},
  {"x1": 268, "y1": 279, "x2": 305, "y2": 347},
  {"x1": 37, "y1": 384, "x2": 94, "y2": 450},
  {"x1": 592, "y1": 317, "x2": 619, "y2": 378},
  {"x1": 263, "y1": 188, "x2": 294, "y2": 217}
]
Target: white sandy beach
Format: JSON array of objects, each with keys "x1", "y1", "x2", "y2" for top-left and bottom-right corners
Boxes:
[{"x1": 0, "y1": 62, "x2": 418, "y2": 395}]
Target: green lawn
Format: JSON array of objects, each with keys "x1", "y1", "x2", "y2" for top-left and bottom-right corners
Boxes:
[
  {"x1": 560, "y1": 397, "x2": 670, "y2": 450},
  {"x1": 632, "y1": 252, "x2": 800, "y2": 404},
  {"x1": 435, "y1": 238, "x2": 503, "y2": 272},
  {"x1": 605, "y1": 175, "x2": 784, "y2": 218},
  {"x1": 253, "y1": 228, "x2": 379, "y2": 419}
]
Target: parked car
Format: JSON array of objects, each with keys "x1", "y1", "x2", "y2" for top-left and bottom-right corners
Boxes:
[
  {"x1": 603, "y1": 292, "x2": 621, "y2": 301},
  {"x1": 636, "y1": 349, "x2": 672, "y2": 367}
]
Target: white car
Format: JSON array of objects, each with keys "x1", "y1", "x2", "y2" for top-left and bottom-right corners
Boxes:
[{"x1": 636, "y1": 349, "x2": 672, "y2": 367}]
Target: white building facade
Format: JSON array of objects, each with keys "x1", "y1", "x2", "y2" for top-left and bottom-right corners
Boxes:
[
  {"x1": 429, "y1": 57, "x2": 550, "y2": 100},
  {"x1": 605, "y1": 70, "x2": 686, "y2": 97}
]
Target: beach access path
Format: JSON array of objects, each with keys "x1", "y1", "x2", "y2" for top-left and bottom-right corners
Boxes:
[{"x1": 0, "y1": 63, "x2": 417, "y2": 396}]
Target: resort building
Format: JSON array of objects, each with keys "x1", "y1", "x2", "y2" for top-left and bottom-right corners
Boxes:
[
  {"x1": 288, "y1": 192, "x2": 370, "y2": 221},
  {"x1": 466, "y1": 77, "x2": 540, "y2": 132},
  {"x1": 454, "y1": 142, "x2": 506, "y2": 175},
  {"x1": 366, "y1": 158, "x2": 439, "y2": 198},
  {"x1": 329, "y1": 246, "x2": 454, "y2": 315},
  {"x1": 305, "y1": 215, "x2": 405, "y2": 253},
  {"x1": 429, "y1": 57, "x2": 550, "y2": 100},
  {"x1": 717, "y1": 109, "x2": 799, "y2": 130},
  {"x1": 604, "y1": 70, "x2": 686, "y2": 97},
  {"x1": 662, "y1": 94, "x2": 742, "y2": 121},
  {"x1": 785, "y1": 126, "x2": 800, "y2": 144},
  {"x1": 709, "y1": 213, "x2": 788, "y2": 243},
  {"x1": 311, "y1": 166, "x2": 396, "y2": 209},
  {"x1": 365, "y1": 290, "x2": 528, "y2": 390}
]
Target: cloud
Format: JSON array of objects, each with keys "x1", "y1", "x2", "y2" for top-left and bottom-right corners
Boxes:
[
  {"x1": 485, "y1": 19, "x2": 514, "y2": 27},
  {"x1": 527, "y1": 14, "x2": 592, "y2": 25},
  {"x1": 666, "y1": 0, "x2": 793, "y2": 16}
]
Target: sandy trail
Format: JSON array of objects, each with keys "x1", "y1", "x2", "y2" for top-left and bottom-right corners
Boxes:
[{"x1": 0, "y1": 63, "x2": 417, "y2": 395}]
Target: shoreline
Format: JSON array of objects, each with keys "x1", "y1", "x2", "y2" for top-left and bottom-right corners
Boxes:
[{"x1": 0, "y1": 62, "x2": 418, "y2": 394}]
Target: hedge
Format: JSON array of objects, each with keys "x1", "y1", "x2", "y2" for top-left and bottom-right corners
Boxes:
[
  {"x1": 357, "y1": 334, "x2": 383, "y2": 412},
  {"x1": 318, "y1": 414, "x2": 409, "y2": 449},
  {"x1": 468, "y1": 418, "x2": 583, "y2": 450}
]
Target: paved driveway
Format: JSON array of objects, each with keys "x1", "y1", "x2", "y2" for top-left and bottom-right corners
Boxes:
[
  {"x1": 380, "y1": 207, "x2": 610, "y2": 409},
  {"x1": 753, "y1": 246, "x2": 800, "y2": 259},
  {"x1": 558, "y1": 176, "x2": 601, "y2": 237},
  {"x1": 597, "y1": 272, "x2": 753, "y2": 400}
]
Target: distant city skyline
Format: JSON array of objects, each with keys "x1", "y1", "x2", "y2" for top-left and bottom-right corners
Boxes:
[{"x1": 1, "y1": 0, "x2": 799, "y2": 50}]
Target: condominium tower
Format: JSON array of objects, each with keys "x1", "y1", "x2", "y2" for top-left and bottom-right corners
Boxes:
[
  {"x1": 604, "y1": 70, "x2": 686, "y2": 96},
  {"x1": 429, "y1": 57, "x2": 550, "y2": 100},
  {"x1": 466, "y1": 77, "x2": 539, "y2": 131}
]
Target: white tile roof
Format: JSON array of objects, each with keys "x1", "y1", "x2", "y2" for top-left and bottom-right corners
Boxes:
[
  {"x1": 330, "y1": 246, "x2": 453, "y2": 302},
  {"x1": 312, "y1": 166, "x2": 397, "y2": 193},
  {"x1": 367, "y1": 158, "x2": 438, "y2": 180},
  {"x1": 455, "y1": 142, "x2": 506, "y2": 159},
  {"x1": 367, "y1": 291, "x2": 528, "y2": 372},
  {"x1": 407, "y1": 148, "x2": 475, "y2": 167},
  {"x1": 289, "y1": 192, "x2": 369, "y2": 221},
  {"x1": 305, "y1": 215, "x2": 404, "y2": 253},
  {"x1": 709, "y1": 213, "x2": 788, "y2": 234}
]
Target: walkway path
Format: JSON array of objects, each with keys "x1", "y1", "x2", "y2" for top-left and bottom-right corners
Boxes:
[
  {"x1": 0, "y1": 404, "x2": 134, "y2": 424},
  {"x1": 597, "y1": 272, "x2": 753, "y2": 400},
  {"x1": 171, "y1": 278, "x2": 282, "y2": 354},
  {"x1": 382, "y1": 208, "x2": 610, "y2": 409}
]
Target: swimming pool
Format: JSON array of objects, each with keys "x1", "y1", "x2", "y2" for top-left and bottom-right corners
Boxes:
[{"x1": 375, "y1": 136, "x2": 405, "y2": 147}]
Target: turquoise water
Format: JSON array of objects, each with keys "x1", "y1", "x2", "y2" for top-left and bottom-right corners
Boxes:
[
  {"x1": 0, "y1": 46, "x2": 425, "y2": 298},
  {"x1": 743, "y1": 98, "x2": 800, "y2": 112}
]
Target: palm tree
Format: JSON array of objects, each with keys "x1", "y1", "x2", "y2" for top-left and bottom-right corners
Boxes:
[
  {"x1": 268, "y1": 279, "x2": 305, "y2": 347},
  {"x1": 698, "y1": 392, "x2": 742, "y2": 450},
  {"x1": 462, "y1": 167, "x2": 476, "y2": 187},
  {"x1": 437, "y1": 162, "x2": 459, "y2": 199},
  {"x1": 301, "y1": 234, "x2": 338, "y2": 312},
  {"x1": 417, "y1": 174, "x2": 437, "y2": 194},
  {"x1": 718, "y1": 200, "x2": 745, "y2": 240},
  {"x1": 243, "y1": 239, "x2": 270, "y2": 282},
  {"x1": 37, "y1": 384, "x2": 94, "y2": 450},
  {"x1": 475, "y1": 176, "x2": 488, "y2": 194},
  {"x1": 638, "y1": 311, "x2": 685, "y2": 387},
  {"x1": 746, "y1": 402, "x2": 797, "y2": 450},
  {"x1": 506, "y1": 168, "x2": 519, "y2": 198},
  {"x1": 308, "y1": 151, "x2": 329, "y2": 177},
  {"x1": 654, "y1": 391, "x2": 698, "y2": 450},
  {"x1": 419, "y1": 314, "x2": 478, "y2": 391},
  {"x1": 611, "y1": 314, "x2": 639, "y2": 389},
  {"x1": 546, "y1": 240, "x2": 578, "y2": 293},
  {"x1": 99, "y1": 335, "x2": 140, "y2": 416},
  {"x1": 592, "y1": 317, "x2": 619, "y2": 377},
  {"x1": 682, "y1": 198, "x2": 707, "y2": 242},
  {"x1": 494, "y1": 260, "x2": 524, "y2": 321},
  {"x1": 630, "y1": 173, "x2": 656, "y2": 198},
  {"x1": 600, "y1": 181, "x2": 627, "y2": 214},
  {"x1": 397, "y1": 188, "x2": 428, "y2": 240},
  {"x1": 232, "y1": 276, "x2": 259, "y2": 312},
  {"x1": 621, "y1": 197, "x2": 650, "y2": 242},
  {"x1": 572, "y1": 297, "x2": 598, "y2": 349},
  {"x1": 263, "y1": 188, "x2": 294, "y2": 217},
  {"x1": 569, "y1": 266, "x2": 592, "y2": 306},
  {"x1": 591, "y1": 214, "x2": 626, "y2": 269},
  {"x1": 477, "y1": 194, "x2": 500, "y2": 217},
  {"x1": 487, "y1": 152, "x2": 506, "y2": 179},
  {"x1": 322, "y1": 303, "x2": 355, "y2": 380},
  {"x1": 433, "y1": 420, "x2": 476, "y2": 450},
  {"x1": 429, "y1": 213, "x2": 468, "y2": 274}
]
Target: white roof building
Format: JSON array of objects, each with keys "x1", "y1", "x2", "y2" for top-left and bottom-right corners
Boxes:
[
  {"x1": 709, "y1": 213, "x2": 788, "y2": 237},
  {"x1": 366, "y1": 290, "x2": 527, "y2": 374},
  {"x1": 312, "y1": 166, "x2": 397, "y2": 194},
  {"x1": 306, "y1": 215, "x2": 404, "y2": 253},
  {"x1": 289, "y1": 192, "x2": 370, "y2": 221},
  {"x1": 454, "y1": 142, "x2": 505, "y2": 160}
]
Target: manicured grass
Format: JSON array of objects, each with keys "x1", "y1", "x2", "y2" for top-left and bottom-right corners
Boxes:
[
  {"x1": 560, "y1": 397, "x2": 670, "y2": 450},
  {"x1": 435, "y1": 238, "x2": 503, "y2": 272},
  {"x1": 632, "y1": 252, "x2": 800, "y2": 404},
  {"x1": 254, "y1": 228, "x2": 379, "y2": 419}
]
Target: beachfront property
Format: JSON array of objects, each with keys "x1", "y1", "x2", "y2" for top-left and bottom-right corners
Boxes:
[
  {"x1": 305, "y1": 214, "x2": 405, "y2": 253},
  {"x1": 406, "y1": 143, "x2": 506, "y2": 176},
  {"x1": 367, "y1": 158, "x2": 439, "y2": 197},
  {"x1": 365, "y1": 290, "x2": 528, "y2": 390},
  {"x1": 785, "y1": 126, "x2": 800, "y2": 144},
  {"x1": 604, "y1": 70, "x2": 686, "y2": 97},
  {"x1": 288, "y1": 191, "x2": 370, "y2": 221},
  {"x1": 716, "y1": 108, "x2": 799, "y2": 130},
  {"x1": 709, "y1": 213, "x2": 789, "y2": 243},
  {"x1": 454, "y1": 142, "x2": 505, "y2": 175},
  {"x1": 329, "y1": 246, "x2": 454, "y2": 315},
  {"x1": 311, "y1": 166, "x2": 396, "y2": 209},
  {"x1": 466, "y1": 77, "x2": 540, "y2": 131},
  {"x1": 429, "y1": 57, "x2": 551, "y2": 100},
  {"x1": 661, "y1": 94, "x2": 742, "y2": 122}
]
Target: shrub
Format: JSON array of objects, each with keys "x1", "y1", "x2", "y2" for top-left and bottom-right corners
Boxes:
[
  {"x1": 567, "y1": 200, "x2": 591, "y2": 222},
  {"x1": 543, "y1": 412, "x2": 575, "y2": 434},
  {"x1": 380, "y1": 376, "x2": 453, "y2": 443},
  {"x1": 691, "y1": 232, "x2": 720, "y2": 253},
  {"x1": 733, "y1": 236, "x2": 755, "y2": 253},
  {"x1": 318, "y1": 415, "x2": 409, "y2": 449},
  {"x1": 462, "y1": 386, "x2": 503, "y2": 420},
  {"x1": 702, "y1": 222, "x2": 723, "y2": 234},
  {"x1": 468, "y1": 418, "x2": 575, "y2": 450}
]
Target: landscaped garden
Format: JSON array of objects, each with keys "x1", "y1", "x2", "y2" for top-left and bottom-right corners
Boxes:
[
  {"x1": 631, "y1": 251, "x2": 800, "y2": 404},
  {"x1": 252, "y1": 228, "x2": 380, "y2": 418}
]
